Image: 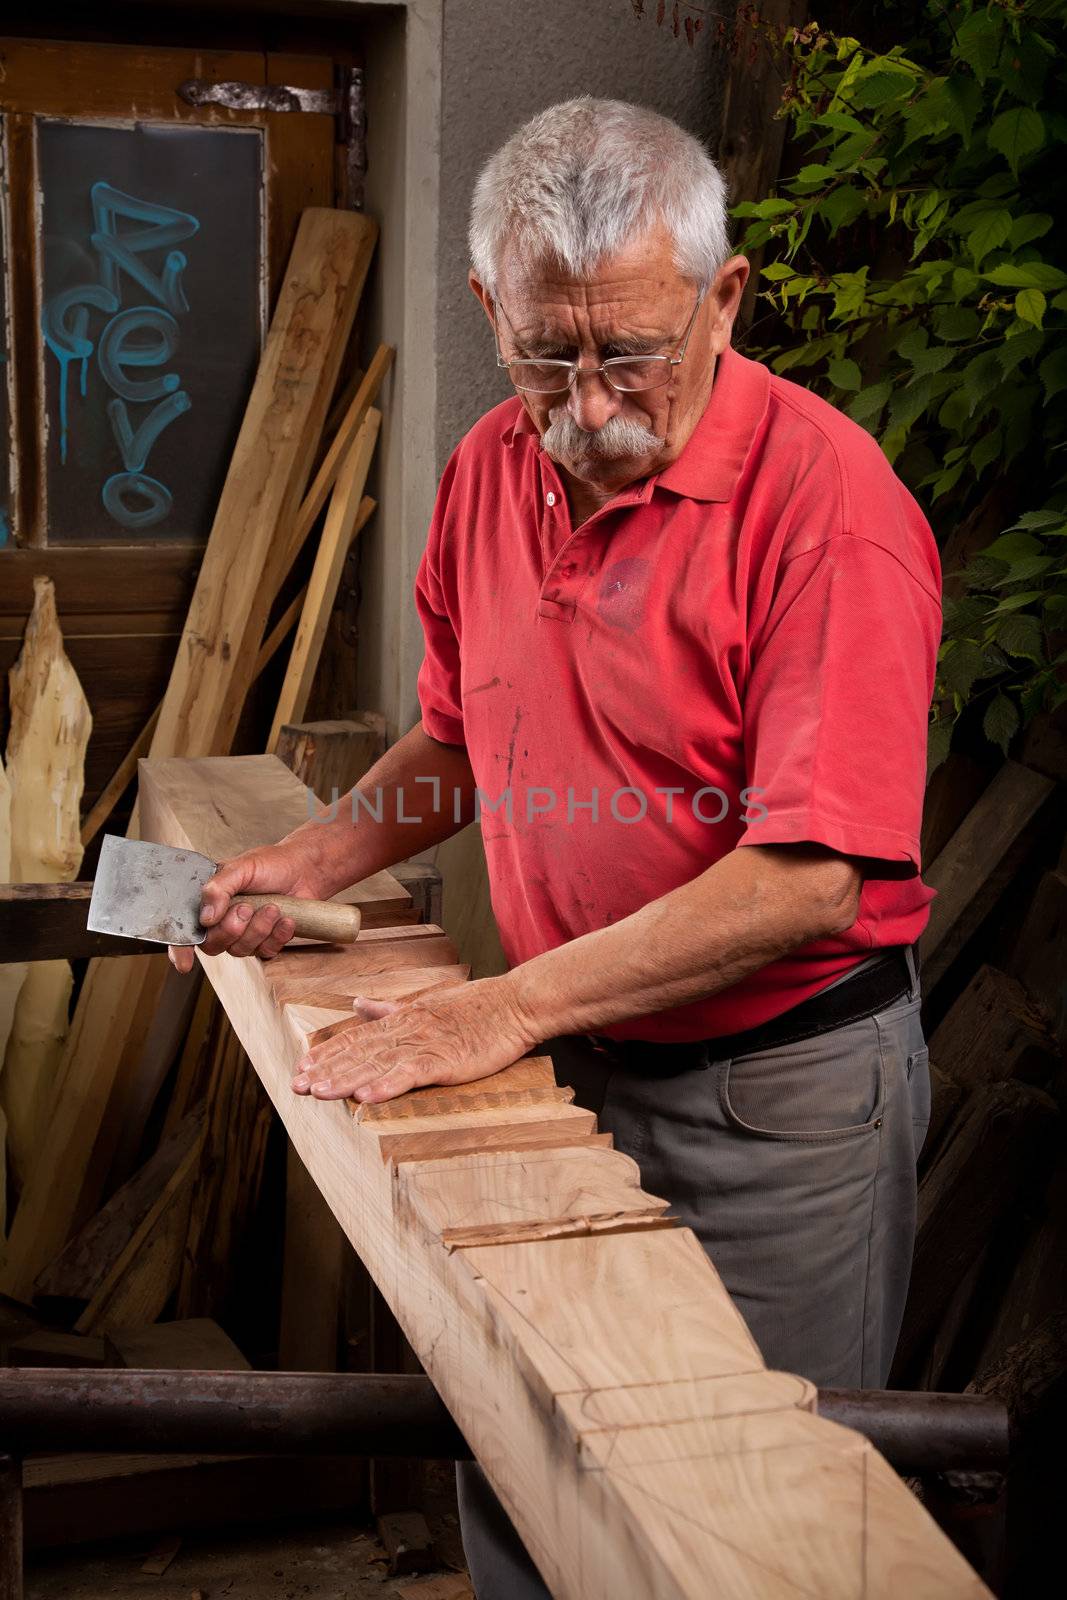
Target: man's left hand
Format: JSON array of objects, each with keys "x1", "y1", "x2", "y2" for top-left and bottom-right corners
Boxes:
[{"x1": 290, "y1": 975, "x2": 538, "y2": 1105}]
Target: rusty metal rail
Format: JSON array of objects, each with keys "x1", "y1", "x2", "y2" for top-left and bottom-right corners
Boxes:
[{"x1": 0, "y1": 1369, "x2": 1009, "y2": 1600}]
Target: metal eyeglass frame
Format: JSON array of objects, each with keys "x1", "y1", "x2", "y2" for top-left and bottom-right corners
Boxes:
[{"x1": 492, "y1": 287, "x2": 707, "y2": 395}]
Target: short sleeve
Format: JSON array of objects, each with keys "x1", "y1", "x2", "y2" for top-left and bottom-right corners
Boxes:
[
  {"x1": 414, "y1": 457, "x2": 466, "y2": 747},
  {"x1": 738, "y1": 535, "x2": 941, "y2": 877}
]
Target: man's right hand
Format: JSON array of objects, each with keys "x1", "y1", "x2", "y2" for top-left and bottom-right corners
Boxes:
[{"x1": 168, "y1": 842, "x2": 326, "y2": 974}]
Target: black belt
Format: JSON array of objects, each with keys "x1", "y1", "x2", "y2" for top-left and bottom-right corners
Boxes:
[{"x1": 593, "y1": 945, "x2": 917, "y2": 1069}]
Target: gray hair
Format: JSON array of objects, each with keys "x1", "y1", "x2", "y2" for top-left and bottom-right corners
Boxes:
[{"x1": 469, "y1": 97, "x2": 730, "y2": 298}]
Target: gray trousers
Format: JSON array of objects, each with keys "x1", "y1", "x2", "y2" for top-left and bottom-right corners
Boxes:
[{"x1": 457, "y1": 968, "x2": 932, "y2": 1599}]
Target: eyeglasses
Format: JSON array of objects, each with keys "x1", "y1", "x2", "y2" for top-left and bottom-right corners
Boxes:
[{"x1": 493, "y1": 289, "x2": 706, "y2": 395}]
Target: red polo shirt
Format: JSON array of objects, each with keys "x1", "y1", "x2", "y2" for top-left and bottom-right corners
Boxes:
[{"x1": 415, "y1": 344, "x2": 941, "y2": 1042}]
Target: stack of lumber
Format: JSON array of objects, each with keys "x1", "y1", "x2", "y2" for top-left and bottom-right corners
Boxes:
[
  {"x1": 895, "y1": 742, "x2": 1067, "y2": 1585},
  {"x1": 135, "y1": 751, "x2": 989, "y2": 1599},
  {"x1": 1, "y1": 207, "x2": 395, "y2": 1361}
]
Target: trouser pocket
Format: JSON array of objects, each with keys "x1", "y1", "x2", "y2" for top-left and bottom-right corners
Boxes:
[{"x1": 716, "y1": 1013, "x2": 887, "y2": 1142}]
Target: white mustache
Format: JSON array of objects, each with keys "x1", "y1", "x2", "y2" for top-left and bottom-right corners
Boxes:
[{"x1": 541, "y1": 408, "x2": 664, "y2": 463}]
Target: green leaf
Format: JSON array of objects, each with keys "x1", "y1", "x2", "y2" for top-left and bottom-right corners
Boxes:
[
  {"x1": 815, "y1": 111, "x2": 868, "y2": 135},
  {"x1": 943, "y1": 74, "x2": 982, "y2": 144},
  {"x1": 995, "y1": 613, "x2": 1045, "y2": 663},
  {"x1": 954, "y1": 10, "x2": 1003, "y2": 86},
  {"x1": 998, "y1": 328, "x2": 1044, "y2": 374},
  {"x1": 987, "y1": 107, "x2": 1045, "y2": 174},
  {"x1": 993, "y1": 555, "x2": 1058, "y2": 584},
  {"x1": 934, "y1": 307, "x2": 981, "y2": 342},
  {"x1": 828, "y1": 357, "x2": 863, "y2": 391},
  {"x1": 966, "y1": 210, "x2": 1012, "y2": 265},
  {"x1": 983, "y1": 532, "x2": 1043, "y2": 562},
  {"x1": 992, "y1": 591, "x2": 1047, "y2": 614},
  {"x1": 962, "y1": 350, "x2": 1003, "y2": 416},
  {"x1": 1007, "y1": 510, "x2": 1067, "y2": 533},
  {"x1": 927, "y1": 721, "x2": 953, "y2": 777},
  {"x1": 984, "y1": 262, "x2": 1067, "y2": 291},
  {"x1": 732, "y1": 198, "x2": 797, "y2": 218},
  {"x1": 1039, "y1": 346, "x2": 1067, "y2": 402},
  {"x1": 771, "y1": 338, "x2": 834, "y2": 373},
  {"x1": 983, "y1": 692, "x2": 1020, "y2": 754},
  {"x1": 846, "y1": 382, "x2": 892, "y2": 428},
  {"x1": 793, "y1": 164, "x2": 839, "y2": 186},
  {"x1": 831, "y1": 268, "x2": 870, "y2": 321},
  {"x1": 907, "y1": 346, "x2": 956, "y2": 381},
  {"x1": 971, "y1": 427, "x2": 1003, "y2": 480},
  {"x1": 850, "y1": 69, "x2": 916, "y2": 108},
  {"x1": 760, "y1": 262, "x2": 796, "y2": 282},
  {"x1": 1010, "y1": 213, "x2": 1054, "y2": 250},
  {"x1": 818, "y1": 186, "x2": 868, "y2": 233},
  {"x1": 1015, "y1": 288, "x2": 1047, "y2": 328},
  {"x1": 940, "y1": 639, "x2": 986, "y2": 695},
  {"x1": 897, "y1": 327, "x2": 929, "y2": 361}
]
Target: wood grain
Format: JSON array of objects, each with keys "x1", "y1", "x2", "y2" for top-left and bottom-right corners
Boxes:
[
  {"x1": 139, "y1": 752, "x2": 989, "y2": 1600},
  {"x1": 1, "y1": 578, "x2": 92, "y2": 1186}
]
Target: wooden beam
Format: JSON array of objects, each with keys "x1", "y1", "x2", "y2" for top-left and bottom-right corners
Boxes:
[
  {"x1": 267, "y1": 415, "x2": 379, "y2": 748},
  {"x1": 139, "y1": 753, "x2": 988, "y2": 1600},
  {"x1": 34, "y1": 1108, "x2": 204, "y2": 1306},
  {"x1": 0, "y1": 883, "x2": 161, "y2": 962},
  {"x1": 1, "y1": 577, "x2": 92, "y2": 1188},
  {"x1": 921, "y1": 760, "x2": 1055, "y2": 990}
]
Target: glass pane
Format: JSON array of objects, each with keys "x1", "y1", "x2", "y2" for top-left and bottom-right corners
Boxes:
[{"x1": 38, "y1": 118, "x2": 264, "y2": 542}]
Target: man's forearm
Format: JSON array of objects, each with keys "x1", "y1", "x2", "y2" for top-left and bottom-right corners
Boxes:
[
  {"x1": 281, "y1": 724, "x2": 477, "y2": 895},
  {"x1": 506, "y1": 844, "x2": 863, "y2": 1041}
]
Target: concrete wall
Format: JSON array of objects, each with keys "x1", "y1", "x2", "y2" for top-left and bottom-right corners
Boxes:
[
  {"x1": 345, "y1": 0, "x2": 730, "y2": 734},
  {"x1": 436, "y1": 0, "x2": 731, "y2": 467},
  {"x1": 342, "y1": 0, "x2": 731, "y2": 973}
]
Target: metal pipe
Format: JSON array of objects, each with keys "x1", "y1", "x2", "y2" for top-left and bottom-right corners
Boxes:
[
  {"x1": 0, "y1": 1370, "x2": 1009, "y2": 1475},
  {"x1": 0, "y1": 1370, "x2": 469, "y2": 1460},
  {"x1": 818, "y1": 1387, "x2": 1010, "y2": 1473}
]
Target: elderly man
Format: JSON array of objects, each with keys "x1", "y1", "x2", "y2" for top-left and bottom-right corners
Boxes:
[{"x1": 173, "y1": 99, "x2": 939, "y2": 1596}]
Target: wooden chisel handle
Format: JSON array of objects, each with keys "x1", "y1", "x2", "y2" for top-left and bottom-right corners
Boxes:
[{"x1": 232, "y1": 895, "x2": 362, "y2": 944}]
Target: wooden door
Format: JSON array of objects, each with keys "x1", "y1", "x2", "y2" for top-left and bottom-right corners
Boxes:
[{"x1": 0, "y1": 36, "x2": 337, "y2": 814}]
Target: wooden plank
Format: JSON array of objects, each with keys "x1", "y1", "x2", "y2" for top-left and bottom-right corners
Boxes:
[
  {"x1": 175, "y1": 1023, "x2": 273, "y2": 1320},
  {"x1": 79, "y1": 576, "x2": 309, "y2": 852},
  {"x1": 73, "y1": 1121, "x2": 205, "y2": 1335},
  {"x1": 1, "y1": 577, "x2": 92, "y2": 1188},
  {"x1": 0, "y1": 754, "x2": 25, "y2": 1234},
  {"x1": 4, "y1": 1331, "x2": 108, "y2": 1368},
  {"x1": 275, "y1": 714, "x2": 388, "y2": 798},
  {"x1": 273, "y1": 343, "x2": 395, "y2": 588},
  {"x1": 35, "y1": 1108, "x2": 204, "y2": 1305},
  {"x1": 921, "y1": 760, "x2": 1055, "y2": 989},
  {"x1": 894, "y1": 1081, "x2": 1059, "y2": 1381},
  {"x1": 104, "y1": 1318, "x2": 250, "y2": 1371},
  {"x1": 139, "y1": 753, "x2": 989, "y2": 1600},
  {"x1": 1008, "y1": 868, "x2": 1067, "y2": 1046},
  {"x1": 266, "y1": 415, "x2": 380, "y2": 747},
  {"x1": 279, "y1": 1143, "x2": 349, "y2": 1372},
  {"x1": 0, "y1": 882, "x2": 161, "y2": 962},
  {"x1": 928, "y1": 965, "x2": 1059, "y2": 1091},
  {"x1": 399, "y1": 1145, "x2": 672, "y2": 1251},
  {"x1": 921, "y1": 753, "x2": 991, "y2": 869},
  {"x1": 151, "y1": 211, "x2": 377, "y2": 760},
  {"x1": 0, "y1": 216, "x2": 376, "y2": 1301}
]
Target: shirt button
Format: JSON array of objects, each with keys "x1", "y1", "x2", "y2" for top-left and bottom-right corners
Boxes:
[{"x1": 546, "y1": 491, "x2": 556, "y2": 507}]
